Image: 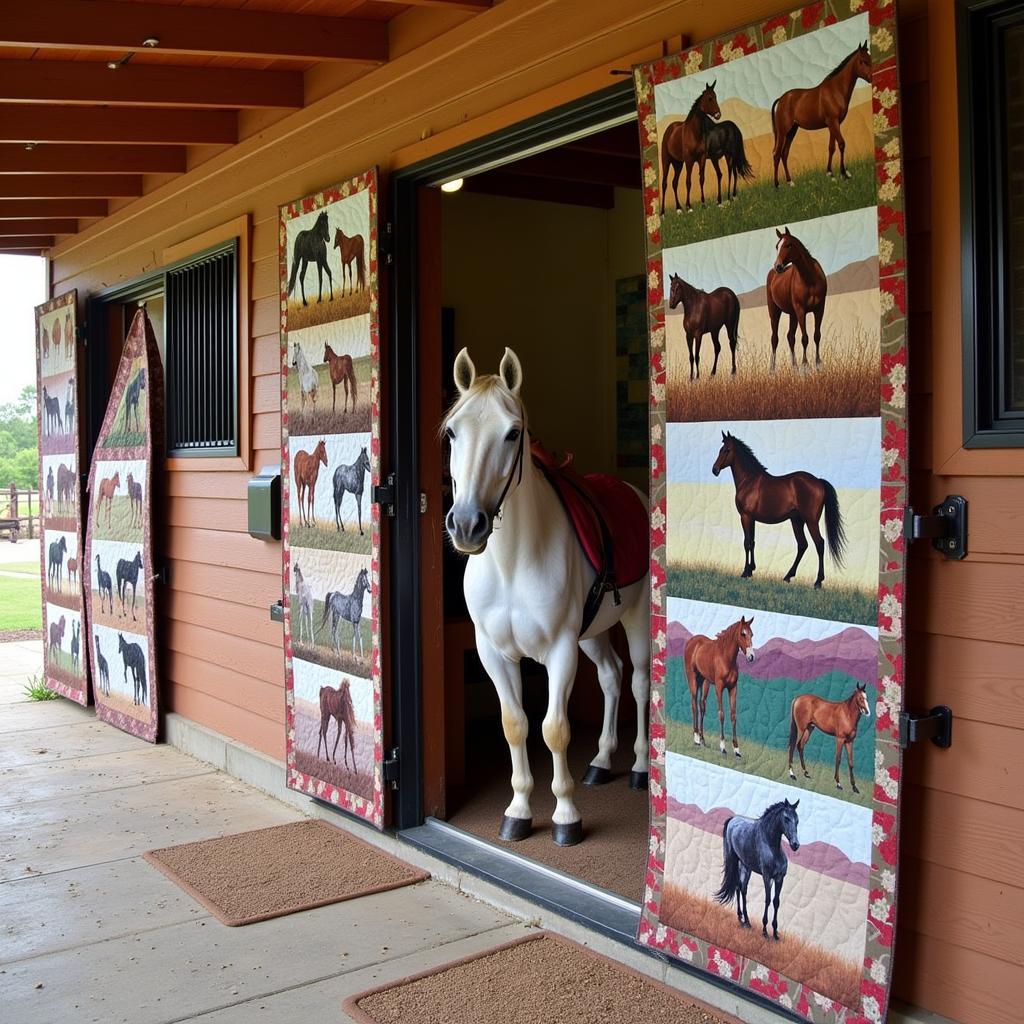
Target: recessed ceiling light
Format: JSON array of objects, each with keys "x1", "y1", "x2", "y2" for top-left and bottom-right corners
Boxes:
[
  {"x1": 24, "y1": 142, "x2": 37, "y2": 151},
  {"x1": 440, "y1": 178, "x2": 464, "y2": 193},
  {"x1": 107, "y1": 61, "x2": 120, "y2": 70},
  {"x1": 142, "y1": 37, "x2": 160, "y2": 48}
]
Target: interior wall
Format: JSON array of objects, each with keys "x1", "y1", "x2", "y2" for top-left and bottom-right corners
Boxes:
[{"x1": 440, "y1": 186, "x2": 646, "y2": 484}]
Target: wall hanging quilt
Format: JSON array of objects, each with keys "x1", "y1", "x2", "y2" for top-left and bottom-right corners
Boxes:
[
  {"x1": 35, "y1": 290, "x2": 88, "y2": 705},
  {"x1": 280, "y1": 168, "x2": 384, "y2": 828},
  {"x1": 634, "y1": 2, "x2": 907, "y2": 1021},
  {"x1": 84, "y1": 308, "x2": 164, "y2": 742}
]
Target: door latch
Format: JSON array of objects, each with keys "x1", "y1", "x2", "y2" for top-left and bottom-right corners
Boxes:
[
  {"x1": 904, "y1": 495, "x2": 967, "y2": 560},
  {"x1": 899, "y1": 706, "x2": 953, "y2": 749},
  {"x1": 383, "y1": 747, "x2": 400, "y2": 789},
  {"x1": 372, "y1": 473, "x2": 396, "y2": 517}
]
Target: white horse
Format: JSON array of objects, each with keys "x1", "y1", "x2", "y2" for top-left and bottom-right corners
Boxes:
[
  {"x1": 293, "y1": 560, "x2": 315, "y2": 645},
  {"x1": 444, "y1": 347, "x2": 651, "y2": 846},
  {"x1": 291, "y1": 341, "x2": 319, "y2": 412}
]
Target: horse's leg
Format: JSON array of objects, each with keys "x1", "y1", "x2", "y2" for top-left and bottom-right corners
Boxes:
[
  {"x1": 827, "y1": 127, "x2": 837, "y2": 177},
  {"x1": 806, "y1": 513, "x2": 826, "y2": 588},
  {"x1": 332, "y1": 380, "x2": 337, "y2": 413},
  {"x1": 621, "y1": 585, "x2": 652, "y2": 787},
  {"x1": 740, "y1": 512, "x2": 756, "y2": 577},
  {"x1": 357, "y1": 494, "x2": 364, "y2": 536},
  {"x1": 847, "y1": 739, "x2": 859, "y2": 793},
  {"x1": 333, "y1": 715, "x2": 343, "y2": 764},
  {"x1": 798, "y1": 725, "x2": 813, "y2": 777},
  {"x1": 672, "y1": 162, "x2": 683, "y2": 213},
  {"x1": 784, "y1": 518, "x2": 809, "y2": 582},
  {"x1": 716, "y1": 682, "x2": 727, "y2": 755},
  {"x1": 797, "y1": 308, "x2": 810, "y2": 368},
  {"x1": 699, "y1": 676, "x2": 711, "y2": 746},
  {"x1": 698, "y1": 155, "x2": 707, "y2": 206},
  {"x1": 689, "y1": 668, "x2": 702, "y2": 746},
  {"x1": 813, "y1": 305, "x2": 824, "y2": 367},
  {"x1": 694, "y1": 333, "x2": 702, "y2": 380},
  {"x1": 768, "y1": 301, "x2": 782, "y2": 373},
  {"x1": 317, "y1": 713, "x2": 325, "y2": 759},
  {"x1": 833, "y1": 735, "x2": 844, "y2": 790},
  {"x1": 833, "y1": 120, "x2": 849, "y2": 178},
  {"x1": 684, "y1": 159, "x2": 694, "y2": 212},
  {"x1": 477, "y1": 637, "x2": 533, "y2": 837},
  {"x1": 712, "y1": 158, "x2": 723, "y2": 205},
  {"x1": 299, "y1": 259, "x2": 308, "y2": 306},
  {"x1": 686, "y1": 333, "x2": 695, "y2": 381},
  {"x1": 761, "y1": 875, "x2": 773, "y2": 938},
  {"x1": 543, "y1": 639, "x2": 584, "y2": 845},
  {"x1": 728, "y1": 684, "x2": 741, "y2": 758},
  {"x1": 771, "y1": 875, "x2": 784, "y2": 940},
  {"x1": 782, "y1": 126, "x2": 798, "y2": 186},
  {"x1": 325, "y1": 258, "x2": 334, "y2": 301},
  {"x1": 710, "y1": 328, "x2": 722, "y2": 376},
  {"x1": 786, "y1": 314, "x2": 799, "y2": 368},
  {"x1": 738, "y1": 863, "x2": 752, "y2": 927},
  {"x1": 579, "y1": 633, "x2": 623, "y2": 785}
]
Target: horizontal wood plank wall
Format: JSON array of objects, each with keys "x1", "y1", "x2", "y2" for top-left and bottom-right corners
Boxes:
[
  {"x1": 47, "y1": 0, "x2": 1019, "y2": 1018},
  {"x1": 897, "y1": 5, "x2": 1024, "y2": 1023}
]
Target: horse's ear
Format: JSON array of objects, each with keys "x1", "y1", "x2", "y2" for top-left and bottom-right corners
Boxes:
[
  {"x1": 453, "y1": 348, "x2": 476, "y2": 394},
  {"x1": 499, "y1": 347, "x2": 523, "y2": 396},
  {"x1": 793, "y1": 799, "x2": 799, "y2": 808},
  {"x1": 721, "y1": 430, "x2": 727, "y2": 440},
  {"x1": 776, "y1": 228, "x2": 783, "y2": 238},
  {"x1": 711, "y1": 79, "x2": 717, "y2": 89}
]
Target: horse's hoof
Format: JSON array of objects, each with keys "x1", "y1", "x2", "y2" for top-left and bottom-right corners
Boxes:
[
  {"x1": 852, "y1": 785, "x2": 860, "y2": 794},
  {"x1": 814, "y1": 582, "x2": 823, "y2": 590},
  {"x1": 583, "y1": 765, "x2": 612, "y2": 786},
  {"x1": 773, "y1": 933, "x2": 780, "y2": 942},
  {"x1": 803, "y1": 772, "x2": 810, "y2": 779},
  {"x1": 629, "y1": 770, "x2": 649, "y2": 791},
  {"x1": 499, "y1": 815, "x2": 532, "y2": 842},
  {"x1": 552, "y1": 821, "x2": 583, "y2": 847},
  {"x1": 734, "y1": 749, "x2": 742, "y2": 759},
  {"x1": 836, "y1": 783, "x2": 843, "y2": 791}
]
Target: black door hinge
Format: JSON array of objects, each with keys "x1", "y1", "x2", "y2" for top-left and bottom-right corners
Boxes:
[
  {"x1": 899, "y1": 706, "x2": 953, "y2": 749},
  {"x1": 904, "y1": 494, "x2": 967, "y2": 560},
  {"x1": 380, "y1": 221, "x2": 394, "y2": 266},
  {"x1": 383, "y1": 747, "x2": 400, "y2": 789},
  {"x1": 372, "y1": 473, "x2": 396, "y2": 517}
]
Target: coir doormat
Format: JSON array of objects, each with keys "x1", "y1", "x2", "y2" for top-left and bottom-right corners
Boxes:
[
  {"x1": 343, "y1": 931, "x2": 739, "y2": 1024},
  {"x1": 143, "y1": 819, "x2": 428, "y2": 926}
]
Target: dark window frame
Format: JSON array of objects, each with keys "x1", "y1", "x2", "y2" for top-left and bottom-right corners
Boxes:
[
  {"x1": 87, "y1": 238, "x2": 240, "y2": 459},
  {"x1": 958, "y1": 0, "x2": 1024, "y2": 446}
]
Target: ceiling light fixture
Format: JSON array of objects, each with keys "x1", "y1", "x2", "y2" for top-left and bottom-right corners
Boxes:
[
  {"x1": 24, "y1": 142, "x2": 37, "y2": 151},
  {"x1": 440, "y1": 178, "x2": 464, "y2": 193},
  {"x1": 107, "y1": 52, "x2": 134, "y2": 70},
  {"x1": 142, "y1": 37, "x2": 160, "y2": 48}
]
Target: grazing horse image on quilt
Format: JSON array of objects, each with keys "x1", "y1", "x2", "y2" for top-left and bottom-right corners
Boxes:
[
  {"x1": 288, "y1": 210, "x2": 333, "y2": 306},
  {"x1": 685, "y1": 616, "x2": 755, "y2": 757},
  {"x1": 715, "y1": 799, "x2": 800, "y2": 940},
  {"x1": 767, "y1": 228, "x2": 828, "y2": 371},
  {"x1": 712, "y1": 431, "x2": 845, "y2": 588},
  {"x1": 669, "y1": 273, "x2": 740, "y2": 379},
  {"x1": 789, "y1": 682, "x2": 870, "y2": 793},
  {"x1": 660, "y1": 81, "x2": 722, "y2": 214},
  {"x1": 316, "y1": 678, "x2": 357, "y2": 770},
  {"x1": 772, "y1": 43, "x2": 871, "y2": 186}
]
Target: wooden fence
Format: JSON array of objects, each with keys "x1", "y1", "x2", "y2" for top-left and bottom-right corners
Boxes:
[{"x1": 0, "y1": 483, "x2": 40, "y2": 541}]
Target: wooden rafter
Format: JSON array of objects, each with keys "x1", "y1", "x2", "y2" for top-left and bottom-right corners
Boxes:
[
  {"x1": 0, "y1": 61, "x2": 303, "y2": 109},
  {"x1": 0, "y1": 2, "x2": 389, "y2": 63},
  {"x1": 0, "y1": 218, "x2": 77, "y2": 235},
  {"x1": 0, "y1": 105, "x2": 237, "y2": 145},
  {"x1": 371, "y1": 0, "x2": 491, "y2": 9},
  {"x1": 2, "y1": 176, "x2": 142, "y2": 198},
  {"x1": 0, "y1": 235, "x2": 54, "y2": 249},
  {"x1": 0, "y1": 199, "x2": 107, "y2": 218},
  {"x1": 0, "y1": 145, "x2": 186, "y2": 174}
]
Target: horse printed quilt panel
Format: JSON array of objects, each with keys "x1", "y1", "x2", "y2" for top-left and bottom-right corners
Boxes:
[
  {"x1": 36, "y1": 290, "x2": 88, "y2": 705},
  {"x1": 84, "y1": 307, "x2": 164, "y2": 742},
  {"x1": 280, "y1": 168, "x2": 384, "y2": 828},
  {"x1": 634, "y1": 3, "x2": 907, "y2": 1020}
]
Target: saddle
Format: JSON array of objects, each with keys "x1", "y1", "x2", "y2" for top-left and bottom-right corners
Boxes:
[{"x1": 530, "y1": 441, "x2": 648, "y2": 635}]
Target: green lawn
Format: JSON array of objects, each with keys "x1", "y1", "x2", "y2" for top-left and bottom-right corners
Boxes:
[
  {"x1": 4, "y1": 561, "x2": 42, "y2": 575},
  {"x1": 0, "y1": 574, "x2": 42, "y2": 631}
]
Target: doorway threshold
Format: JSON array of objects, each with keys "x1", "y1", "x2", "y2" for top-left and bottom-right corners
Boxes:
[{"x1": 399, "y1": 817, "x2": 641, "y2": 946}]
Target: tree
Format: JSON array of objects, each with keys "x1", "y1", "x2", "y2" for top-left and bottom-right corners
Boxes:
[{"x1": 0, "y1": 383, "x2": 38, "y2": 490}]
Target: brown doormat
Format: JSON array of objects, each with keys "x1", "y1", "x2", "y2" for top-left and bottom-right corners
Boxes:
[
  {"x1": 143, "y1": 819, "x2": 428, "y2": 926},
  {"x1": 344, "y1": 931, "x2": 741, "y2": 1024}
]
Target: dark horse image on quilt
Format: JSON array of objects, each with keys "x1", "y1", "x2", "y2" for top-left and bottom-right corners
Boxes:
[
  {"x1": 288, "y1": 211, "x2": 333, "y2": 306},
  {"x1": 767, "y1": 228, "x2": 828, "y2": 370},
  {"x1": 771, "y1": 42, "x2": 871, "y2": 186},
  {"x1": 715, "y1": 799, "x2": 800, "y2": 941},
  {"x1": 669, "y1": 273, "x2": 741, "y2": 379},
  {"x1": 712, "y1": 432, "x2": 846, "y2": 588}
]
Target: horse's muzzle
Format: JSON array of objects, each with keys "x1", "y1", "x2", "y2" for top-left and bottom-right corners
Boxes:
[
  {"x1": 790, "y1": 841, "x2": 800, "y2": 851},
  {"x1": 745, "y1": 651, "x2": 755, "y2": 663},
  {"x1": 712, "y1": 465, "x2": 721, "y2": 477},
  {"x1": 446, "y1": 504, "x2": 492, "y2": 554},
  {"x1": 774, "y1": 262, "x2": 787, "y2": 274}
]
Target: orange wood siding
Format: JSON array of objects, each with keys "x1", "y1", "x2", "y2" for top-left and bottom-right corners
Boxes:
[{"x1": 48, "y1": 1, "x2": 1021, "y2": 1018}]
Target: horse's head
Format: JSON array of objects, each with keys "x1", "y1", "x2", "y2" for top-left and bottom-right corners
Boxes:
[
  {"x1": 443, "y1": 347, "x2": 526, "y2": 554},
  {"x1": 855, "y1": 681, "x2": 871, "y2": 718},
  {"x1": 357, "y1": 566, "x2": 370, "y2": 592},
  {"x1": 333, "y1": 228, "x2": 346, "y2": 249},
  {"x1": 853, "y1": 41, "x2": 871, "y2": 83},
  {"x1": 315, "y1": 211, "x2": 330, "y2": 241},
  {"x1": 291, "y1": 342, "x2": 300, "y2": 368},
  {"x1": 668, "y1": 273, "x2": 686, "y2": 310},
  {"x1": 359, "y1": 446, "x2": 370, "y2": 470},
  {"x1": 700, "y1": 80, "x2": 721, "y2": 120},
  {"x1": 315, "y1": 439, "x2": 328, "y2": 465},
  {"x1": 712, "y1": 431, "x2": 735, "y2": 477},
  {"x1": 112, "y1": 471, "x2": 121, "y2": 488},
  {"x1": 736, "y1": 616, "x2": 755, "y2": 663},
  {"x1": 773, "y1": 227, "x2": 802, "y2": 273},
  {"x1": 781, "y1": 799, "x2": 800, "y2": 850}
]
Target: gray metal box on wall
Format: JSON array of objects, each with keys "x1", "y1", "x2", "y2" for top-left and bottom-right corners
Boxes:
[{"x1": 247, "y1": 467, "x2": 281, "y2": 540}]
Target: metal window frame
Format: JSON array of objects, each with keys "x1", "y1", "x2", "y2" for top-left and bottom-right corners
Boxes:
[{"x1": 958, "y1": 0, "x2": 1024, "y2": 446}]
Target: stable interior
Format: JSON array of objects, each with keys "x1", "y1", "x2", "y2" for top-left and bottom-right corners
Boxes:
[{"x1": 435, "y1": 121, "x2": 652, "y2": 902}]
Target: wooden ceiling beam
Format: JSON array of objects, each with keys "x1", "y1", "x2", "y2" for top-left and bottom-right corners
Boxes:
[
  {"x1": 0, "y1": 218, "x2": 76, "y2": 235},
  {"x1": 464, "y1": 173, "x2": 614, "y2": 209},
  {"x1": 0, "y1": 2, "x2": 388, "y2": 63},
  {"x1": 0, "y1": 249, "x2": 43, "y2": 256},
  {"x1": 0, "y1": 61, "x2": 303, "y2": 109},
  {"x1": 0, "y1": 198, "x2": 107, "y2": 218},
  {"x1": 370, "y1": 0, "x2": 491, "y2": 9},
  {"x1": 0, "y1": 144, "x2": 186, "y2": 174},
  {"x1": 0, "y1": 175, "x2": 142, "y2": 198},
  {"x1": 0, "y1": 235, "x2": 54, "y2": 249},
  {"x1": 0, "y1": 104, "x2": 237, "y2": 145}
]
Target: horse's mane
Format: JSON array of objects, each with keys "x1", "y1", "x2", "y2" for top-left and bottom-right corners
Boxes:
[
  {"x1": 826, "y1": 46, "x2": 861, "y2": 79},
  {"x1": 439, "y1": 374, "x2": 525, "y2": 438},
  {"x1": 687, "y1": 89, "x2": 715, "y2": 123},
  {"x1": 778, "y1": 231, "x2": 812, "y2": 265},
  {"x1": 760, "y1": 800, "x2": 792, "y2": 820},
  {"x1": 715, "y1": 619, "x2": 744, "y2": 641},
  {"x1": 727, "y1": 435, "x2": 767, "y2": 474}
]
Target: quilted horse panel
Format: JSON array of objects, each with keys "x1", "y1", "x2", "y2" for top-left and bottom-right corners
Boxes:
[
  {"x1": 280, "y1": 168, "x2": 384, "y2": 827},
  {"x1": 35, "y1": 291, "x2": 88, "y2": 705},
  {"x1": 634, "y1": 2, "x2": 907, "y2": 1020},
  {"x1": 84, "y1": 308, "x2": 164, "y2": 742}
]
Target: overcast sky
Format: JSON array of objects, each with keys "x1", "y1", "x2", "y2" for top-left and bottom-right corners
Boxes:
[{"x1": 0, "y1": 255, "x2": 47, "y2": 405}]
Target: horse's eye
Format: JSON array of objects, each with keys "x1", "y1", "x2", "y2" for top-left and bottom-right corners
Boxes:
[
  {"x1": 445, "y1": 427, "x2": 455, "y2": 441},
  {"x1": 506, "y1": 428, "x2": 521, "y2": 443}
]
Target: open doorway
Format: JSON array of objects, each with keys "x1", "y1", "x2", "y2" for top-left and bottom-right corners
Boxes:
[{"x1": 424, "y1": 117, "x2": 653, "y2": 903}]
